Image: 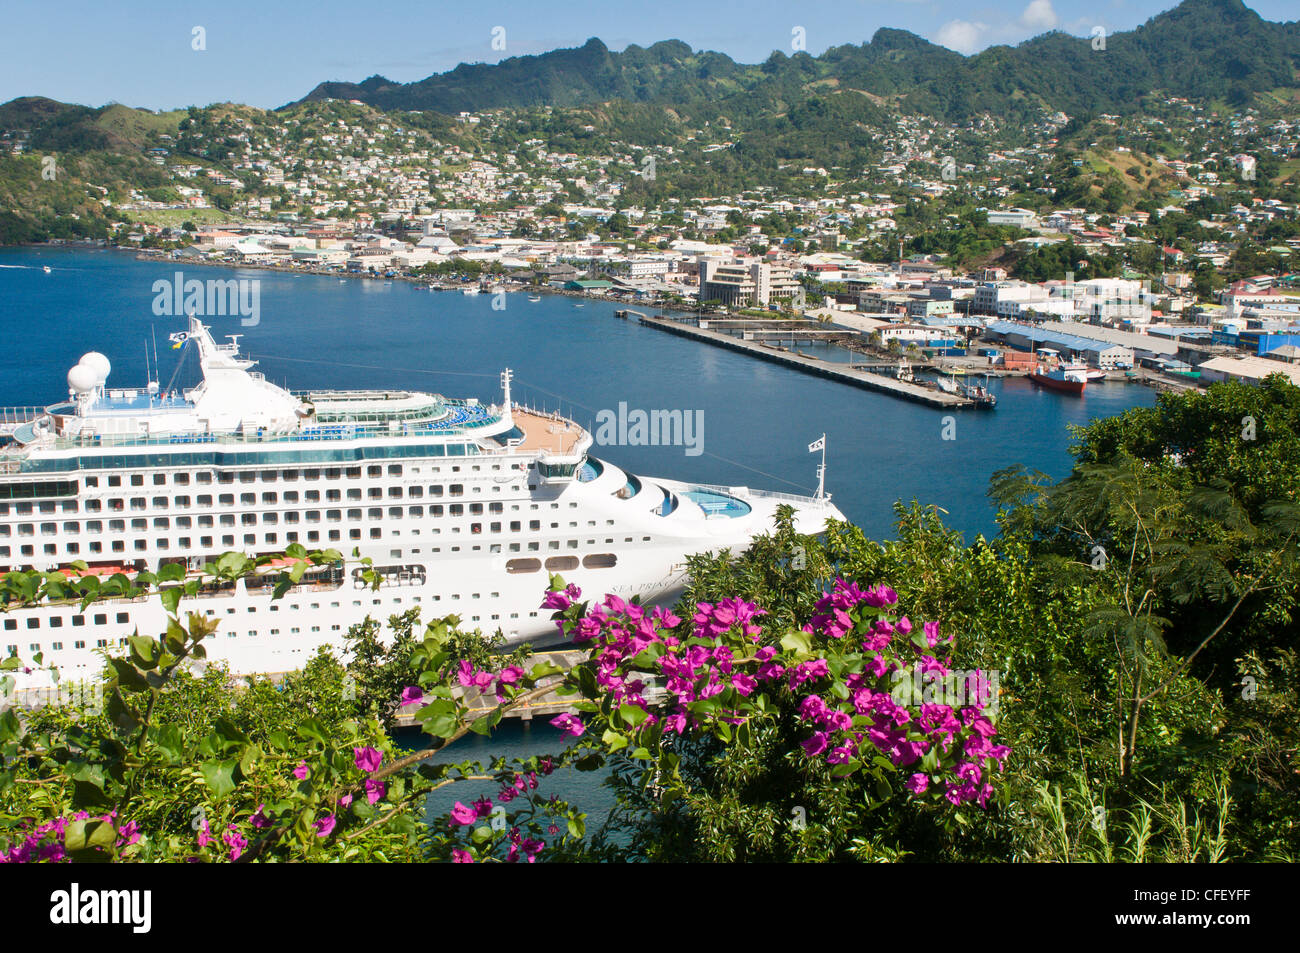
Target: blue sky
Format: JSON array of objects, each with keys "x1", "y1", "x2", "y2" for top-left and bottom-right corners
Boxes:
[{"x1": 0, "y1": 0, "x2": 1294, "y2": 111}]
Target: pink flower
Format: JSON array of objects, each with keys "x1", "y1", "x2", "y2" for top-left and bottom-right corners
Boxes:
[
  {"x1": 550, "y1": 712, "x2": 585, "y2": 737},
  {"x1": 449, "y1": 802, "x2": 479, "y2": 826},
  {"x1": 223, "y1": 826, "x2": 248, "y2": 862},
  {"x1": 494, "y1": 665, "x2": 525, "y2": 701},
  {"x1": 196, "y1": 819, "x2": 212, "y2": 848},
  {"x1": 250, "y1": 805, "x2": 271, "y2": 829},
  {"x1": 906, "y1": 773, "x2": 930, "y2": 795},
  {"x1": 293, "y1": 762, "x2": 309, "y2": 780},
  {"x1": 314, "y1": 815, "x2": 336, "y2": 838},
  {"x1": 541, "y1": 590, "x2": 571, "y2": 611},
  {"x1": 400, "y1": 686, "x2": 423, "y2": 706},
  {"x1": 451, "y1": 848, "x2": 475, "y2": 863},
  {"x1": 339, "y1": 794, "x2": 354, "y2": 809},
  {"x1": 353, "y1": 746, "x2": 383, "y2": 773},
  {"x1": 364, "y1": 779, "x2": 386, "y2": 805},
  {"x1": 116, "y1": 820, "x2": 141, "y2": 847}
]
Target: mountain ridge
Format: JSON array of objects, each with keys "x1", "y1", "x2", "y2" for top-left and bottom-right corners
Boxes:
[{"x1": 285, "y1": 0, "x2": 1300, "y2": 119}]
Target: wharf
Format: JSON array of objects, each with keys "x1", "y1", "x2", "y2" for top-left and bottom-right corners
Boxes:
[{"x1": 637, "y1": 315, "x2": 972, "y2": 409}]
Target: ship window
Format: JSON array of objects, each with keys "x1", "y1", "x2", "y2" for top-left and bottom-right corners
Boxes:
[
  {"x1": 153, "y1": 474, "x2": 166, "y2": 486},
  {"x1": 302, "y1": 491, "x2": 316, "y2": 503},
  {"x1": 175, "y1": 496, "x2": 190, "y2": 508},
  {"x1": 470, "y1": 504, "x2": 483, "y2": 515},
  {"x1": 449, "y1": 505, "x2": 463, "y2": 517},
  {"x1": 153, "y1": 497, "x2": 168, "y2": 509},
  {"x1": 260, "y1": 470, "x2": 277, "y2": 482},
  {"x1": 134, "y1": 541, "x2": 147, "y2": 551},
  {"x1": 110, "y1": 541, "x2": 123, "y2": 552},
  {"x1": 490, "y1": 523, "x2": 501, "y2": 533},
  {"x1": 244, "y1": 534, "x2": 256, "y2": 545},
  {"x1": 198, "y1": 495, "x2": 213, "y2": 506},
  {"x1": 329, "y1": 531, "x2": 340, "y2": 541},
  {"x1": 2, "y1": 621, "x2": 13, "y2": 631},
  {"x1": 219, "y1": 515, "x2": 235, "y2": 527},
  {"x1": 350, "y1": 530, "x2": 361, "y2": 540},
  {"x1": 388, "y1": 507, "x2": 402, "y2": 519},
  {"x1": 387, "y1": 487, "x2": 402, "y2": 499},
  {"x1": 201, "y1": 537, "x2": 213, "y2": 547},
  {"x1": 367, "y1": 466, "x2": 382, "y2": 478},
  {"x1": 129, "y1": 498, "x2": 146, "y2": 511},
  {"x1": 583, "y1": 554, "x2": 617, "y2": 569},
  {"x1": 155, "y1": 539, "x2": 168, "y2": 550},
  {"x1": 153, "y1": 518, "x2": 169, "y2": 529},
  {"x1": 174, "y1": 474, "x2": 190, "y2": 486},
  {"x1": 345, "y1": 467, "x2": 361, "y2": 479},
  {"x1": 370, "y1": 528, "x2": 381, "y2": 539},
  {"x1": 347, "y1": 509, "x2": 361, "y2": 520},
  {"x1": 218, "y1": 473, "x2": 234, "y2": 484},
  {"x1": 303, "y1": 511, "x2": 318, "y2": 523},
  {"x1": 222, "y1": 535, "x2": 234, "y2": 546},
  {"x1": 449, "y1": 484, "x2": 464, "y2": 497},
  {"x1": 179, "y1": 537, "x2": 191, "y2": 549},
  {"x1": 241, "y1": 494, "x2": 255, "y2": 506},
  {"x1": 197, "y1": 473, "x2": 212, "y2": 484},
  {"x1": 86, "y1": 521, "x2": 102, "y2": 532},
  {"x1": 430, "y1": 505, "x2": 443, "y2": 517},
  {"x1": 108, "y1": 476, "x2": 121, "y2": 487},
  {"x1": 239, "y1": 473, "x2": 255, "y2": 484},
  {"x1": 130, "y1": 475, "x2": 143, "y2": 487},
  {"x1": 368, "y1": 508, "x2": 382, "y2": 520},
  {"x1": 304, "y1": 470, "x2": 320, "y2": 480},
  {"x1": 529, "y1": 520, "x2": 540, "y2": 531},
  {"x1": 408, "y1": 486, "x2": 423, "y2": 499},
  {"x1": 264, "y1": 513, "x2": 279, "y2": 525},
  {"x1": 347, "y1": 489, "x2": 361, "y2": 501},
  {"x1": 262, "y1": 492, "x2": 277, "y2": 504},
  {"x1": 85, "y1": 477, "x2": 99, "y2": 488},
  {"x1": 219, "y1": 494, "x2": 234, "y2": 505},
  {"x1": 489, "y1": 503, "x2": 503, "y2": 514},
  {"x1": 429, "y1": 486, "x2": 443, "y2": 497},
  {"x1": 545, "y1": 556, "x2": 578, "y2": 571},
  {"x1": 84, "y1": 500, "x2": 101, "y2": 512},
  {"x1": 131, "y1": 519, "x2": 146, "y2": 530},
  {"x1": 198, "y1": 516, "x2": 214, "y2": 527},
  {"x1": 368, "y1": 488, "x2": 382, "y2": 500},
  {"x1": 326, "y1": 468, "x2": 341, "y2": 479}
]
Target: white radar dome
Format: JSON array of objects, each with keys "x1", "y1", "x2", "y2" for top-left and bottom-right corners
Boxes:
[
  {"x1": 67, "y1": 363, "x2": 97, "y2": 394},
  {"x1": 79, "y1": 352, "x2": 111, "y2": 385}
]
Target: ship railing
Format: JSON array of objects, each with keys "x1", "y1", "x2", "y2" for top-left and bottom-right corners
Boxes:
[
  {"x1": 0, "y1": 407, "x2": 46, "y2": 425},
  {"x1": 686, "y1": 481, "x2": 832, "y2": 508}
]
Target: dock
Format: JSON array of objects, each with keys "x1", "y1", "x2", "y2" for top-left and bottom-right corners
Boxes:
[{"x1": 637, "y1": 315, "x2": 973, "y2": 409}]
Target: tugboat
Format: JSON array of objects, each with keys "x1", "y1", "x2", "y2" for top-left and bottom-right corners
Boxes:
[{"x1": 1029, "y1": 350, "x2": 1088, "y2": 395}]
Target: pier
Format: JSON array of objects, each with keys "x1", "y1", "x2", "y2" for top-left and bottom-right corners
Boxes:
[{"x1": 637, "y1": 315, "x2": 973, "y2": 409}]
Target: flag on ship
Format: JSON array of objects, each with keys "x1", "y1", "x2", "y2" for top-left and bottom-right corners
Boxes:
[
  {"x1": 808, "y1": 436, "x2": 825, "y2": 453},
  {"x1": 169, "y1": 331, "x2": 189, "y2": 349}
]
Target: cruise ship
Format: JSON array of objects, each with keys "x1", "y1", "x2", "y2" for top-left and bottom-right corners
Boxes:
[{"x1": 1, "y1": 317, "x2": 842, "y2": 691}]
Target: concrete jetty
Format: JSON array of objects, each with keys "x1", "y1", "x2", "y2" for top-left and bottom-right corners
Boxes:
[{"x1": 637, "y1": 315, "x2": 973, "y2": 409}]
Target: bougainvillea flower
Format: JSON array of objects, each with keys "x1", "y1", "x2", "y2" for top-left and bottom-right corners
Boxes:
[{"x1": 353, "y1": 747, "x2": 383, "y2": 773}]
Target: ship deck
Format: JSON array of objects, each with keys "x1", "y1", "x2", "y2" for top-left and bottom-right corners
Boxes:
[{"x1": 512, "y1": 407, "x2": 585, "y2": 454}]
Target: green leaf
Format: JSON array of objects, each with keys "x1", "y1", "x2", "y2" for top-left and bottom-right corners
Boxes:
[
  {"x1": 128, "y1": 635, "x2": 159, "y2": 671},
  {"x1": 601, "y1": 728, "x2": 628, "y2": 752},
  {"x1": 619, "y1": 703, "x2": 649, "y2": 727},
  {"x1": 201, "y1": 759, "x2": 238, "y2": 799},
  {"x1": 780, "y1": 629, "x2": 813, "y2": 658}
]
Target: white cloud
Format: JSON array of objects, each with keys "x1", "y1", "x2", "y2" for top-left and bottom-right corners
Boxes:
[
  {"x1": 935, "y1": 20, "x2": 988, "y2": 55},
  {"x1": 934, "y1": 1, "x2": 1065, "y2": 54},
  {"x1": 1019, "y1": 0, "x2": 1059, "y2": 31}
]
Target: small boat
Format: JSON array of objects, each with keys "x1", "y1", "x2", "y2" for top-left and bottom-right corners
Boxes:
[
  {"x1": 1085, "y1": 369, "x2": 1107, "y2": 382},
  {"x1": 1030, "y1": 362, "x2": 1088, "y2": 395},
  {"x1": 528, "y1": 295, "x2": 541, "y2": 303},
  {"x1": 461, "y1": 287, "x2": 480, "y2": 295},
  {"x1": 574, "y1": 303, "x2": 584, "y2": 309},
  {"x1": 895, "y1": 361, "x2": 914, "y2": 383},
  {"x1": 935, "y1": 374, "x2": 958, "y2": 394},
  {"x1": 42, "y1": 265, "x2": 52, "y2": 274}
]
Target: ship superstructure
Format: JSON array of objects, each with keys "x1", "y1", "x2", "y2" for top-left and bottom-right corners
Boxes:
[{"x1": 1, "y1": 317, "x2": 841, "y2": 689}]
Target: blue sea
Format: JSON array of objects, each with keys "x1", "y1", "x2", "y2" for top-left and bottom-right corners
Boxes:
[{"x1": 0, "y1": 246, "x2": 1156, "y2": 541}]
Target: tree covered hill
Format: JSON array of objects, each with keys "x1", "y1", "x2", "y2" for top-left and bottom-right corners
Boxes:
[{"x1": 289, "y1": 0, "x2": 1300, "y2": 122}]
